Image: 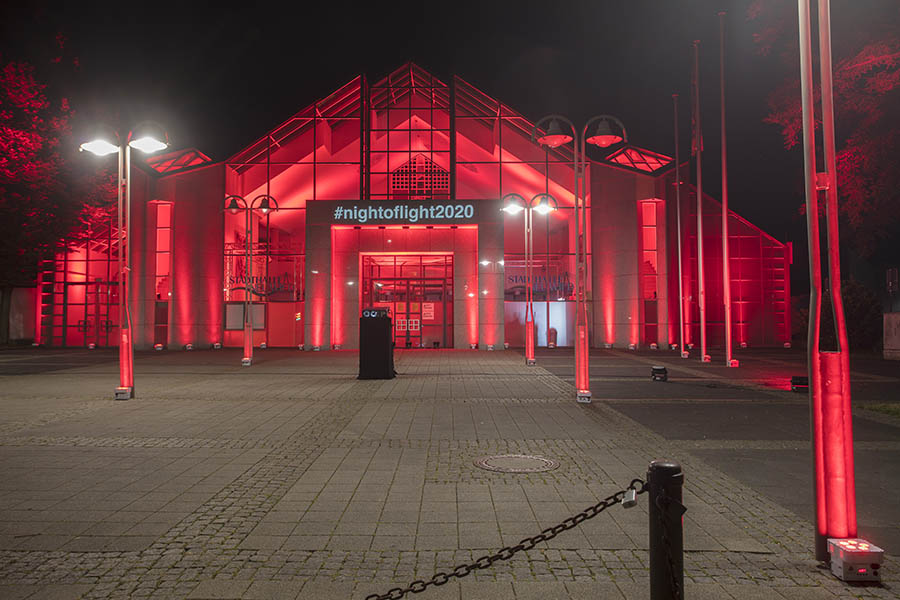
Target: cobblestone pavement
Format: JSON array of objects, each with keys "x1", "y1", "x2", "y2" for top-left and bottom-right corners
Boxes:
[{"x1": 0, "y1": 348, "x2": 896, "y2": 599}]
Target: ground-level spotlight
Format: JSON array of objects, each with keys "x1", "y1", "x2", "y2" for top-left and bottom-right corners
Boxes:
[
  {"x1": 312, "y1": 346, "x2": 321, "y2": 351},
  {"x1": 487, "y1": 344, "x2": 495, "y2": 351},
  {"x1": 784, "y1": 342, "x2": 792, "y2": 349},
  {"x1": 669, "y1": 343, "x2": 678, "y2": 350},
  {"x1": 504, "y1": 342, "x2": 509, "y2": 349},
  {"x1": 687, "y1": 343, "x2": 694, "y2": 350},
  {"x1": 298, "y1": 344, "x2": 305, "y2": 351},
  {"x1": 154, "y1": 343, "x2": 164, "y2": 351},
  {"x1": 740, "y1": 341, "x2": 748, "y2": 349},
  {"x1": 702, "y1": 354, "x2": 711, "y2": 363},
  {"x1": 728, "y1": 359, "x2": 740, "y2": 367},
  {"x1": 469, "y1": 343, "x2": 477, "y2": 349},
  {"x1": 87, "y1": 342, "x2": 96, "y2": 350},
  {"x1": 790, "y1": 375, "x2": 809, "y2": 392},
  {"x1": 241, "y1": 356, "x2": 252, "y2": 366},
  {"x1": 184, "y1": 343, "x2": 194, "y2": 351},
  {"x1": 212, "y1": 342, "x2": 222, "y2": 350},
  {"x1": 651, "y1": 366, "x2": 668, "y2": 382},
  {"x1": 332, "y1": 344, "x2": 341, "y2": 350},
  {"x1": 649, "y1": 343, "x2": 658, "y2": 350},
  {"x1": 681, "y1": 350, "x2": 690, "y2": 359},
  {"x1": 260, "y1": 342, "x2": 267, "y2": 349},
  {"x1": 603, "y1": 343, "x2": 613, "y2": 349},
  {"x1": 628, "y1": 343, "x2": 637, "y2": 351},
  {"x1": 828, "y1": 538, "x2": 883, "y2": 582}
]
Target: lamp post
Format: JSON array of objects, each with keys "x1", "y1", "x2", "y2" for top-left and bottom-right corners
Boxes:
[
  {"x1": 225, "y1": 194, "x2": 278, "y2": 366},
  {"x1": 502, "y1": 193, "x2": 558, "y2": 366},
  {"x1": 80, "y1": 122, "x2": 169, "y2": 400},
  {"x1": 532, "y1": 115, "x2": 627, "y2": 403}
]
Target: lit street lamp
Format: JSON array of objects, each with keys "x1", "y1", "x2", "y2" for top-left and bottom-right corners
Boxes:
[
  {"x1": 532, "y1": 115, "x2": 627, "y2": 403},
  {"x1": 502, "y1": 192, "x2": 558, "y2": 366},
  {"x1": 224, "y1": 194, "x2": 279, "y2": 366},
  {"x1": 80, "y1": 122, "x2": 169, "y2": 400}
]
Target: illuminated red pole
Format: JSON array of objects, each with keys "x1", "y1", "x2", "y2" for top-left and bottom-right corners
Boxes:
[
  {"x1": 116, "y1": 144, "x2": 135, "y2": 398},
  {"x1": 673, "y1": 95, "x2": 687, "y2": 358},
  {"x1": 798, "y1": 0, "x2": 857, "y2": 560},
  {"x1": 720, "y1": 11, "x2": 736, "y2": 368},
  {"x1": 525, "y1": 203, "x2": 535, "y2": 365},
  {"x1": 692, "y1": 40, "x2": 709, "y2": 363}
]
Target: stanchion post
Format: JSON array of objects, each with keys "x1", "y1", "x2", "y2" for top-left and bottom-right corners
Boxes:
[{"x1": 648, "y1": 460, "x2": 685, "y2": 600}]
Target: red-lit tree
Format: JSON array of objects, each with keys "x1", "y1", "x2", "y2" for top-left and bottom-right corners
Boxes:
[
  {"x1": 748, "y1": 1, "x2": 900, "y2": 352},
  {"x1": 0, "y1": 37, "x2": 114, "y2": 344},
  {"x1": 749, "y1": 1, "x2": 900, "y2": 265}
]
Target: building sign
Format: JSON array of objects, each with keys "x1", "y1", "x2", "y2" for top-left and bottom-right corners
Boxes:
[
  {"x1": 505, "y1": 272, "x2": 574, "y2": 298},
  {"x1": 422, "y1": 303, "x2": 435, "y2": 320},
  {"x1": 309, "y1": 199, "x2": 502, "y2": 225}
]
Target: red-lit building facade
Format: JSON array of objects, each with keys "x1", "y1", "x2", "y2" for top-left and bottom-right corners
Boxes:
[{"x1": 36, "y1": 64, "x2": 790, "y2": 351}]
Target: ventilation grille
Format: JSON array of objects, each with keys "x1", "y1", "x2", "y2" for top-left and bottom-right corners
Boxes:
[{"x1": 390, "y1": 154, "x2": 450, "y2": 200}]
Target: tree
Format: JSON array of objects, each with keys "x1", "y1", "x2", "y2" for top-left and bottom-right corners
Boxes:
[
  {"x1": 748, "y1": 1, "x2": 900, "y2": 268},
  {"x1": 0, "y1": 35, "x2": 113, "y2": 344}
]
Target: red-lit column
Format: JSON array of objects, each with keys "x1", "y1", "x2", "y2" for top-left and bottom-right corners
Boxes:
[
  {"x1": 116, "y1": 145, "x2": 135, "y2": 399},
  {"x1": 525, "y1": 206, "x2": 536, "y2": 365},
  {"x1": 799, "y1": 0, "x2": 857, "y2": 560}
]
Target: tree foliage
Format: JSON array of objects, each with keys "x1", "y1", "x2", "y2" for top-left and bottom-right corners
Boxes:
[
  {"x1": 0, "y1": 35, "x2": 114, "y2": 288},
  {"x1": 748, "y1": 1, "x2": 900, "y2": 263}
]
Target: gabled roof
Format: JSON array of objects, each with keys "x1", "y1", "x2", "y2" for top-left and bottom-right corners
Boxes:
[
  {"x1": 145, "y1": 148, "x2": 212, "y2": 174},
  {"x1": 604, "y1": 145, "x2": 672, "y2": 174}
]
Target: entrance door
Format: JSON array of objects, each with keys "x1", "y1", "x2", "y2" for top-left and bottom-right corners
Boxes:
[{"x1": 362, "y1": 254, "x2": 453, "y2": 349}]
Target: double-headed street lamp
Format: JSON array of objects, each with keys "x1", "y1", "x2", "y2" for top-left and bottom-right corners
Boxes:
[
  {"x1": 532, "y1": 115, "x2": 627, "y2": 403},
  {"x1": 502, "y1": 193, "x2": 558, "y2": 366},
  {"x1": 80, "y1": 122, "x2": 169, "y2": 400},
  {"x1": 224, "y1": 194, "x2": 279, "y2": 367}
]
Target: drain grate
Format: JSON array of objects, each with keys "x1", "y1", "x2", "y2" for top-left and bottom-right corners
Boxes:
[{"x1": 473, "y1": 454, "x2": 560, "y2": 473}]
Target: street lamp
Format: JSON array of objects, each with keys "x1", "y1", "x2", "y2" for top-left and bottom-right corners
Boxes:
[
  {"x1": 80, "y1": 121, "x2": 169, "y2": 400},
  {"x1": 502, "y1": 192, "x2": 557, "y2": 366},
  {"x1": 224, "y1": 194, "x2": 279, "y2": 366},
  {"x1": 532, "y1": 114, "x2": 627, "y2": 403}
]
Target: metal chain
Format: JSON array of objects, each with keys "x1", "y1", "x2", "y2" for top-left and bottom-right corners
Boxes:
[
  {"x1": 655, "y1": 491, "x2": 682, "y2": 600},
  {"x1": 365, "y1": 478, "x2": 648, "y2": 600}
]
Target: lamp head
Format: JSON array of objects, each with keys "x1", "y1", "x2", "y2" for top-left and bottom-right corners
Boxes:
[
  {"x1": 128, "y1": 121, "x2": 169, "y2": 154},
  {"x1": 531, "y1": 193, "x2": 558, "y2": 216},
  {"x1": 225, "y1": 196, "x2": 243, "y2": 215},
  {"x1": 80, "y1": 126, "x2": 119, "y2": 156},
  {"x1": 501, "y1": 194, "x2": 526, "y2": 215},
  {"x1": 255, "y1": 195, "x2": 278, "y2": 215},
  {"x1": 536, "y1": 119, "x2": 573, "y2": 148},
  {"x1": 586, "y1": 117, "x2": 624, "y2": 148}
]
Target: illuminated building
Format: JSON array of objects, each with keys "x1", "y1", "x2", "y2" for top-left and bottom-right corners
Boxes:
[{"x1": 36, "y1": 64, "x2": 790, "y2": 351}]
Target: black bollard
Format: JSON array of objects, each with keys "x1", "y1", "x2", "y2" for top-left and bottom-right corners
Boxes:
[{"x1": 648, "y1": 460, "x2": 685, "y2": 600}]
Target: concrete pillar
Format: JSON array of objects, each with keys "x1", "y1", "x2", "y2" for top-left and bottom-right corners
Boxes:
[
  {"x1": 478, "y1": 219, "x2": 504, "y2": 349},
  {"x1": 305, "y1": 223, "x2": 331, "y2": 350}
]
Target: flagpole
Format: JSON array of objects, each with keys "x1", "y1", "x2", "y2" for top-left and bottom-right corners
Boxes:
[
  {"x1": 693, "y1": 39, "x2": 708, "y2": 363},
  {"x1": 720, "y1": 11, "x2": 735, "y2": 367},
  {"x1": 673, "y1": 94, "x2": 686, "y2": 357}
]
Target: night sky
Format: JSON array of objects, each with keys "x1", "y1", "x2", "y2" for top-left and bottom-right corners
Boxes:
[{"x1": 3, "y1": 0, "x2": 898, "y2": 255}]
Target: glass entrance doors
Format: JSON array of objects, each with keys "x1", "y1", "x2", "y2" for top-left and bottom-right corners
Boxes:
[{"x1": 361, "y1": 254, "x2": 453, "y2": 348}]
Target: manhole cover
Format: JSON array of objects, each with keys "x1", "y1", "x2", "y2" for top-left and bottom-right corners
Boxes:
[{"x1": 473, "y1": 454, "x2": 560, "y2": 473}]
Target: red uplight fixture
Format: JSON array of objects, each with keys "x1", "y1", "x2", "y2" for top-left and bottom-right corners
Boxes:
[
  {"x1": 536, "y1": 119, "x2": 573, "y2": 148},
  {"x1": 586, "y1": 117, "x2": 623, "y2": 148}
]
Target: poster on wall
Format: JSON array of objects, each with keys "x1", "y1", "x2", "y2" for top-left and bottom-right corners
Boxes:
[{"x1": 422, "y1": 303, "x2": 435, "y2": 321}]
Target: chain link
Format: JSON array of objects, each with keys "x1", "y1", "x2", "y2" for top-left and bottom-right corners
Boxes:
[{"x1": 365, "y1": 479, "x2": 647, "y2": 600}]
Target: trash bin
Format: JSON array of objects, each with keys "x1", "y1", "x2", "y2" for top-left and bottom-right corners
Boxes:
[
  {"x1": 547, "y1": 327, "x2": 558, "y2": 348},
  {"x1": 359, "y1": 308, "x2": 395, "y2": 379}
]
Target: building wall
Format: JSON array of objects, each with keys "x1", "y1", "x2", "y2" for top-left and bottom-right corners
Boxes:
[
  {"x1": 590, "y1": 162, "x2": 662, "y2": 347},
  {"x1": 150, "y1": 164, "x2": 225, "y2": 349}
]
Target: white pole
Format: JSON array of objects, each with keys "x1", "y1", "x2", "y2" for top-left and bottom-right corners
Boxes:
[
  {"x1": 693, "y1": 40, "x2": 708, "y2": 363},
  {"x1": 720, "y1": 11, "x2": 734, "y2": 366}
]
